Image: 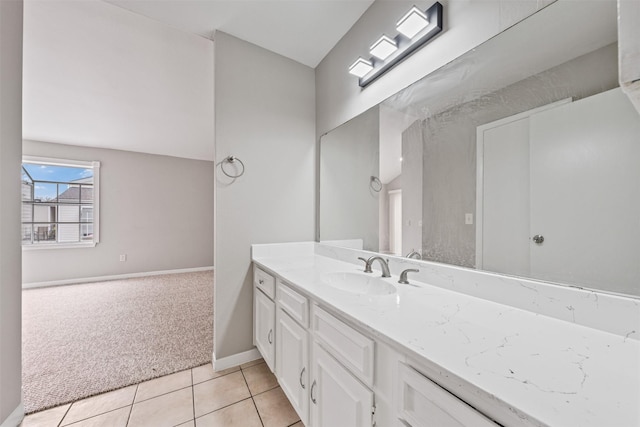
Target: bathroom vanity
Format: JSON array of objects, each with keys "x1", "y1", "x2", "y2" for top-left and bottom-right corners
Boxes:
[
  {"x1": 252, "y1": 242, "x2": 639, "y2": 427},
  {"x1": 250, "y1": 2, "x2": 640, "y2": 426}
]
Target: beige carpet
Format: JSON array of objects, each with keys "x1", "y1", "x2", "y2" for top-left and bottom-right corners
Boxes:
[{"x1": 22, "y1": 271, "x2": 213, "y2": 414}]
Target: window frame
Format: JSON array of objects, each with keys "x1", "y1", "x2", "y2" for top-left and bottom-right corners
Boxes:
[{"x1": 21, "y1": 156, "x2": 101, "y2": 250}]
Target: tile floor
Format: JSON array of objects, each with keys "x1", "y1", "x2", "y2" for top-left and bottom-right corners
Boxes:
[{"x1": 21, "y1": 359, "x2": 304, "y2": 427}]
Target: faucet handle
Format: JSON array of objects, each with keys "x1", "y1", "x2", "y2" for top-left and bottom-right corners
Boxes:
[
  {"x1": 357, "y1": 257, "x2": 373, "y2": 273},
  {"x1": 398, "y1": 268, "x2": 419, "y2": 284}
]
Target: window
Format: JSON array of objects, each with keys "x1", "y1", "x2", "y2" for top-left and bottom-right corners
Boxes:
[{"x1": 21, "y1": 157, "x2": 100, "y2": 248}]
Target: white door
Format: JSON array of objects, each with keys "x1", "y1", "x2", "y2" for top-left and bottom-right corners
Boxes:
[
  {"x1": 310, "y1": 342, "x2": 374, "y2": 427},
  {"x1": 276, "y1": 309, "x2": 309, "y2": 425},
  {"x1": 389, "y1": 190, "x2": 402, "y2": 255},
  {"x1": 529, "y1": 88, "x2": 640, "y2": 292},
  {"x1": 254, "y1": 288, "x2": 275, "y2": 372},
  {"x1": 477, "y1": 99, "x2": 570, "y2": 274},
  {"x1": 478, "y1": 118, "x2": 531, "y2": 276}
]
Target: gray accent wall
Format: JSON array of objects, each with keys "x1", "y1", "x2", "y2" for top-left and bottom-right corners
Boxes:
[
  {"x1": 22, "y1": 141, "x2": 214, "y2": 284},
  {"x1": 0, "y1": 0, "x2": 23, "y2": 424},
  {"x1": 320, "y1": 106, "x2": 379, "y2": 252},
  {"x1": 214, "y1": 32, "x2": 315, "y2": 361},
  {"x1": 401, "y1": 120, "x2": 423, "y2": 256}
]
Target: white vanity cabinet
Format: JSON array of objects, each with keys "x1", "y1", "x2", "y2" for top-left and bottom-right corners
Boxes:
[
  {"x1": 276, "y1": 281, "x2": 310, "y2": 425},
  {"x1": 252, "y1": 263, "x2": 493, "y2": 427},
  {"x1": 253, "y1": 267, "x2": 276, "y2": 371}
]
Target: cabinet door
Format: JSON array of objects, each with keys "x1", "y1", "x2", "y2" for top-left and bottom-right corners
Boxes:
[
  {"x1": 310, "y1": 342, "x2": 373, "y2": 427},
  {"x1": 397, "y1": 363, "x2": 496, "y2": 427},
  {"x1": 254, "y1": 287, "x2": 275, "y2": 372},
  {"x1": 276, "y1": 309, "x2": 309, "y2": 425}
]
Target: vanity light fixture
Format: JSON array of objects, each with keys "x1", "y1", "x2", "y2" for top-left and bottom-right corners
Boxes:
[
  {"x1": 348, "y1": 57, "x2": 374, "y2": 78},
  {"x1": 370, "y1": 35, "x2": 398, "y2": 60},
  {"x1": 349, "y1": 2, "x2": 443, "y2": 88},
  {"x1": 396, "y1": 6, "x2": 429, "y2": 39}
]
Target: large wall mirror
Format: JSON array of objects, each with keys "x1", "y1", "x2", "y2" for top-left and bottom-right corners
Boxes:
[{"x1": 319, "y1": 0, "x2": 640, "y2": 297}]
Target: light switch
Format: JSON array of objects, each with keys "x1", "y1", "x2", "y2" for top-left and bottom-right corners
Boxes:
[{"x1": 465, "y1": 213, "x2": 473, "y2": 225}]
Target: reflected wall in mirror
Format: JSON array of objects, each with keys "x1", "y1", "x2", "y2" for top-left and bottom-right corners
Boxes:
[{"x1": 319, "y1": 0, "x2": 640, "y2": 297}]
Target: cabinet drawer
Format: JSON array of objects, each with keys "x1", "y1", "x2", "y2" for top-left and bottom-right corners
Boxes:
[
  {"x1": 255, "y1": 266, "x2": 275, "y2": 299},
  {"x1": 311, "y1": 305, "x2": 374, "y2": 387},
  {"x1": 397, "y1": 363, "x2": 497, "y2": 427},
  {"x1": 277, "y1": 281, "x2": 309, "y2": 328}
]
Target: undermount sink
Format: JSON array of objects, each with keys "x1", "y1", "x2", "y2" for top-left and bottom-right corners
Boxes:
[{"x1": 321, "y1": 272, "x2": 396, "y2": 295}]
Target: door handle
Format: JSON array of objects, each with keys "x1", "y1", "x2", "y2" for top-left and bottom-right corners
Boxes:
[
  {"x1": 310, "y1": 380, "x2": 317, "y2": 404},
  {"x1": 267, "y1": 329, "x2": 273, "y2": 344},
  {"x1": 299, "y1": 367, "x2": 306, "y2": 389},
  {"x1": 532, "y1": 234, "x2": 544, "y2": 244}
]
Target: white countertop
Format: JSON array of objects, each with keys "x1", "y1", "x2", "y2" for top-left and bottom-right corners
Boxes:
[{"x1": 252, "y1": 251, "x2": 640, "y2": 427}]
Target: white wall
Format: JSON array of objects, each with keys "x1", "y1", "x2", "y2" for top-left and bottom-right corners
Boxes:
[
  {"x1": 22, "y1": 141, "x2": 214, "y2": 285},
  {"x1": 315, "y1": 0, "x2": 552, "y2": 137},
  {"x1": 23, "y1": 0, "x2": 214, "y2": 161},
  {"x1": 0, "y1": 1, "x2": 23, "y2": 424},
  {"x1": 214, "y1": 32, "x2": 315, "y2": 360}
]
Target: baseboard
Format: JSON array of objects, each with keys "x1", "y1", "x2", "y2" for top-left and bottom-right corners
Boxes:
[
  {"x1": 0, "y1": 402, "x2": 23, "y2": 427},
  {"x1": 22, "y1": 266, "x2": 215, "y2": 289},
  {"x1": 212, "y1": 348, "x2": 262, "y2": 371}
]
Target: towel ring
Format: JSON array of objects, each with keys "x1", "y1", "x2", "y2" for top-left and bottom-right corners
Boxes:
[
  {"x1": 221, "y1": 156, "x2": 245, "y2": 178},
  {"x1": 370, "y1": 176, "x2": 382, "y2": 192}
]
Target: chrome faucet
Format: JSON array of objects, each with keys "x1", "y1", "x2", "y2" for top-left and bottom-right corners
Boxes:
[
  {"x1": 398, "y1": 269, "x2": 419, "y2": 284},
  {"x1": 357, "y1": 257, "x2": 373, "y2": 273},
  {"x1": 405, "y1": 250, "x2": 422, "y2": 260},
  {"x1": 358, "y1": 256, "x2": 391, "y2": 277}
]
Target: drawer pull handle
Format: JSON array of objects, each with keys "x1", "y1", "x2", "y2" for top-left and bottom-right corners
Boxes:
[
  {"x1": 268, "y1": 329, "x2": 273, "y2": 344},
  {"x1": 299, "y1": 367, "x2": 306, "y2": 389},
  {"x1": 310, "y1": 380, "x2": 317, "y2": 404},
  {"x1": 259, "y1": 279, "x2": 264, "y2": 284}
]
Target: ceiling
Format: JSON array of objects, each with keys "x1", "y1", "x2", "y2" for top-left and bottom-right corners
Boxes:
[{"x1": 102, "y1": 0, "x2": 374, "y2": 68}]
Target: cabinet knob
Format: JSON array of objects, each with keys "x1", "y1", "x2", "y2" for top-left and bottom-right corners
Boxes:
[
  {"x1": 268, "y1": 329, "x2": 273, "y2": 344},
  {"x1": 310, "y1": 380, "x2": 317, "y2": 404},
  {"x1": 299, "y1": 367, "x2": 306, "y2": 389},
  {"x1": 259, "y1": 279, "x2": 264, "y2": 284}
]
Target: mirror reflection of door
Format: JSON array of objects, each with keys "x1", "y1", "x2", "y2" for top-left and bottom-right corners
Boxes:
[
  {"x1": 476, "y1": 99, "x2": 571, "y2": 277},
  {"x1": 477, "y1": 88, "x2": 640, "y2": 293},
  {"x1": 389, "y1": 190, "x2": 402, "y2": 256}
]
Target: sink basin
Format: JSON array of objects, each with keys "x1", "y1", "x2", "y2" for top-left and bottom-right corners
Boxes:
[{"x1": 321, "y1": 272, "x2": 396, "y2": 295}]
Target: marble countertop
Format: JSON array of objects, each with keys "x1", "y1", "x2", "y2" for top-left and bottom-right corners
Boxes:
[{"x1": 252, "y1": 252, "x2": 639, "y2": 427}]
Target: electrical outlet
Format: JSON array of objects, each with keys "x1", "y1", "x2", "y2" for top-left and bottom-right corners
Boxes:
[
  {"x1": 465, "y1": 213, "x2": 473, "y2": 225},
  {"x1": 119, "y1": 254, "x2": 127, "y2": 262}
]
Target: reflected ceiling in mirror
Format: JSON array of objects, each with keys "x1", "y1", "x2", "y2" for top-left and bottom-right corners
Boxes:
[{"x1": 319, "y1": 0, "x2": 640, "y2": 297}]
